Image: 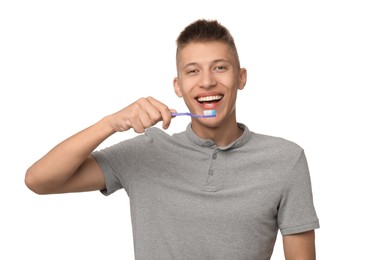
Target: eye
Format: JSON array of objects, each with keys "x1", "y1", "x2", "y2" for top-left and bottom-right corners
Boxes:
[
  {"x1": 214, "y1": 65, "x2": 227, "y2": 72},
  {"x1": 185, "y1": 68, "x2": 199, "y2": 75}
]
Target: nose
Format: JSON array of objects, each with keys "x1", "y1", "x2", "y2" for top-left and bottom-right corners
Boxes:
[{"x1": 199, "y1": 70, "x2": 217, "y2": 89}]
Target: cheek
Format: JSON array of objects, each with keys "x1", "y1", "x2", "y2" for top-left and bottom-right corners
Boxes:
[
  {"x1": 177, "y1": 84, "x2": 194, "y2": 105},
  {"x1": 179, "y1": 78, "x2": 197, "y2": 96},
  {"x1": 218, "y1": 73, "x2": 237, "y2": 88}
]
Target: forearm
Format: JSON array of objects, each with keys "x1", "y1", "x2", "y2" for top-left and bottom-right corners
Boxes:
[
  {"x1": 25, "y1": 97, "x2": 173, "y2": 194},
  {"x1": 25, "y1": 117, "x2": 115, "y2": 193},
  {"x1": 283, "y1": 230, "x2": 316, "y2": 260}
]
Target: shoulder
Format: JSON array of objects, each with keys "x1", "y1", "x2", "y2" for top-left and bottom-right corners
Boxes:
[
  {"x1": 242, "y1": 131, "x2": 305, "y2": 170},
  {"x1": 145, "y1": 127, "x2": 186, "y2": 143},
  {"x1": 249, "y1": 131, "x2": 303, "y2": 154}
]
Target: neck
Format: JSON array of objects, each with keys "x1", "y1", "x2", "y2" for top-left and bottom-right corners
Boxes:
[{"x1": 191, "y1": 115, "x2": 243, "y2": 147}]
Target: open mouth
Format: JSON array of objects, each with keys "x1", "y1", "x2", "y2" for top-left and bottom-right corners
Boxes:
[{"x1": 196, "y1": 95, "x2": 224, "y2": 104}]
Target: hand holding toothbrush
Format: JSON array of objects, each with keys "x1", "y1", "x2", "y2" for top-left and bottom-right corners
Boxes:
[
  {"x1": 105, "y1": 97, "x2": 175, "y2": 133},
  {"x1": 105, "y1": 97, "x2": 216, "y2": 134}
]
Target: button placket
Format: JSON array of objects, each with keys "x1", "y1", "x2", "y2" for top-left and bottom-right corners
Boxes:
[{"x1": 205, "y1": 149, "x2": 219, "y2": 186}]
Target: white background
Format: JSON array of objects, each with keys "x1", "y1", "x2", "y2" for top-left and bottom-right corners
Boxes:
[{"x1": 1, "y1": 0, "x2": 389, "y2": 259}]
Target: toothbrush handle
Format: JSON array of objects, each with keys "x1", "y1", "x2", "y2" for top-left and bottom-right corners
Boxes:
[
  {"x1": 171, "y1": 112, "x2": 213, "y2": 118},
  {"x1": 171, "y1": 112, "x2": 192, "y2": 117}
]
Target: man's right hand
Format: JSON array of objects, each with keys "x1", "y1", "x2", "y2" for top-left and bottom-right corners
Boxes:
[{"x1": 105, "y1": 96, "x2": 175, "y2": 133}]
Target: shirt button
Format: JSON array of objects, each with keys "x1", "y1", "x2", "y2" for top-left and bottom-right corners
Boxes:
[
  {"x1": 208, "y1": 169, "x2": 214, "y2": 176},
  {"x1": 212, "y1": 153, "x2": 217, "y2": 160},
  {"x1": 204, "y1": 141, "x2": 213, "y2": 146}
]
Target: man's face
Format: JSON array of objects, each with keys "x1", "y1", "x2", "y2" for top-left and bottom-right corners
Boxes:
[{"x1": 174, "y1": 41, "x2": 246, "y2": 127}]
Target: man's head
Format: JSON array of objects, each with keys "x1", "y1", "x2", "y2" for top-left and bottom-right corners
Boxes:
[
  {"x1": 176, "y1": 19, "x2": 241, "y2": 70},
  {"x1": 173, "y1": 19, "x2": 247, "y2": 131}
]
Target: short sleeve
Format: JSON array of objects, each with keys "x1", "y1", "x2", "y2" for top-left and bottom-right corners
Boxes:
[
  {"x1": 91, "y1": 150, "x2": 123, "y2": 196},
  {"x1": 277, "y1": 150, "x2": 320, "y2": 235}
]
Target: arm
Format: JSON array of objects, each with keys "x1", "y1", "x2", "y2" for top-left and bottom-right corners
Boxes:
[
  {"x1": 283, "y1": 230, "x2": 316, "y2": 260},
  {"x1": 25, "y1": 97, "x2": 173, "y2": 194}
]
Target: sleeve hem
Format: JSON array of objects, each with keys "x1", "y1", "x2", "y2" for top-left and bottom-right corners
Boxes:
[
  {"x1": 280, "y1": 221, "x2": 320, "y2": 235},
  {"x1": 91, "y1": 152, "x2": 121, "y2": 196}
]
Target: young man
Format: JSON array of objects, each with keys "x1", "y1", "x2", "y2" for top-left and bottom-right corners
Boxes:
[{"x1": 25, "y1": 19, "x2": 319, "y2": 259}]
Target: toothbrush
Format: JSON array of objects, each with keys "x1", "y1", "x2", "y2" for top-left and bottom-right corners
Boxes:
[{"x1": 172, "y1": 110, "x2": 216, "y2": 118}]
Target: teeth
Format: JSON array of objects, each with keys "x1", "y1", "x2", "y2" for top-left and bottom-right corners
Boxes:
[{"x1": 197, "y1": 95, "x2": 223, "y2": 102}]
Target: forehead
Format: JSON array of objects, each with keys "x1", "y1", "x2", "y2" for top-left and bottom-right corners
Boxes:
[{"x1": 177, "y1": 41, "x2": 237, "y2": 68}]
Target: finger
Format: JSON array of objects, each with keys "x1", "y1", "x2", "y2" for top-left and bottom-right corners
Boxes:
[
  {"x1": 170, "y1": 109, "x2": 177, "y2": 118},
  {"x1": 141, "y1": 97, "x2": 165, "y2": 126},
  {"x1": 131, "y1": 117, "x2": 146, "y2": 133},
  {"x1": 146, "y1": 97, "x2": 173, "y2": 129},
  {"x1": 132, "y1": 99, "x2": 155, "y2": 131},
  {"x1": 135, "y1": 97, "x2": 164, "y2": 129}
]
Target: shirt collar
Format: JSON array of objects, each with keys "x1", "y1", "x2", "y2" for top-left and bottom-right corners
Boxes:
[{"x1": 185, "y1": 123, "x2": 252, "y2": 150}]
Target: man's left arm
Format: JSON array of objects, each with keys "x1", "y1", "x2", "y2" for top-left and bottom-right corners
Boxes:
[{"x1": 283, "y1": 230, "x2": 316, "y2": 260}]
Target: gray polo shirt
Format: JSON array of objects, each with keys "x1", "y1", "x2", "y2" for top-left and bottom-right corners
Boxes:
[{"x1": 92, "y1": 123, "x2": 319, "y2": 260}]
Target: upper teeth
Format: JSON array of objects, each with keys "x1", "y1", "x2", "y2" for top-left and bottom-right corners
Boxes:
[{"x1": 197, "y1": 95, "x2": 223, "y2": 102}]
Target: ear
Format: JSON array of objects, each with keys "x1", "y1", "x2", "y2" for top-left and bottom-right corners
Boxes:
[
  {"x1": 173, "y1": 77, "x2": 183, "y2": 97},
  {"x1": 238, "y1": 68, "x2": 247, "y2": 90}
]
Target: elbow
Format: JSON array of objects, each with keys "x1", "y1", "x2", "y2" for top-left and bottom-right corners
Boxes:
[{"x1": 25, "y1": 167, "x2": 50, "y2": 195}]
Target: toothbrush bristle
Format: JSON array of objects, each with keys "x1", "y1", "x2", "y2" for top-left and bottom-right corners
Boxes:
[{"x1": 203, "y1": 110, "x2": 216, "y2": 117}]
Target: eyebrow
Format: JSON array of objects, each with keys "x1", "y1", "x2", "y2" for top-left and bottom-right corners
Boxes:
[
  {"x1": 212, "y1": 58, "x2": 231, "y2": 65},
  {"x1": 182, "y1": 62, "x2": 198, "y2": 70}
]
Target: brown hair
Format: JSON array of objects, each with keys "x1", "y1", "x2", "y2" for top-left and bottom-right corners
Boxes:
[{"x1": 176, "y1": 19, "x2": 240, "y2": 68}]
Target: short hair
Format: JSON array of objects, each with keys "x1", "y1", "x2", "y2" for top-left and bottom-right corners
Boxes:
[{"x1": 176, "y1": 19, "x2": 240, "y2": 68}]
